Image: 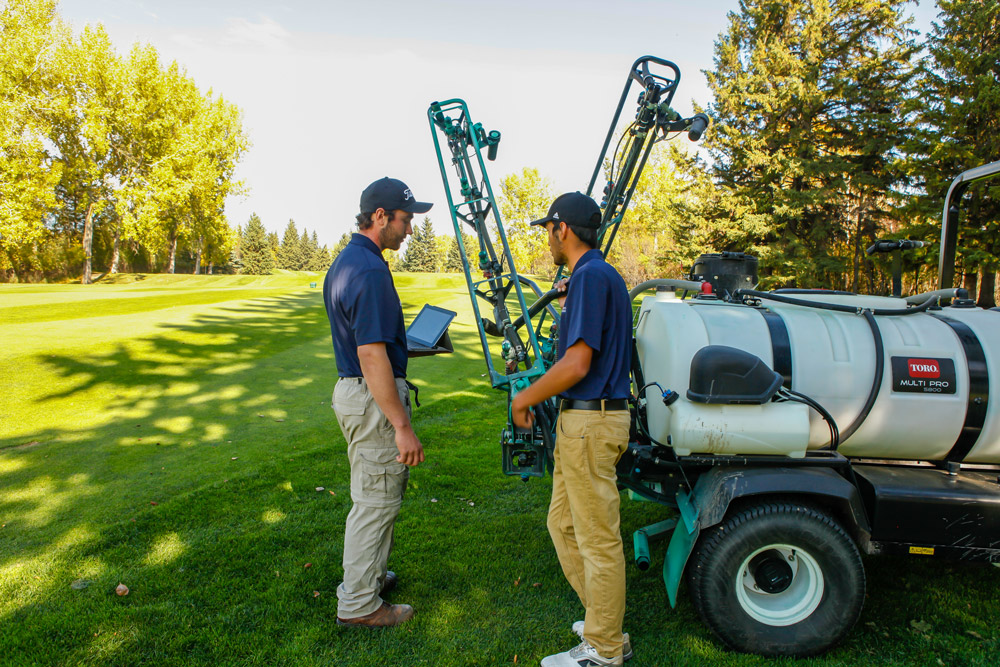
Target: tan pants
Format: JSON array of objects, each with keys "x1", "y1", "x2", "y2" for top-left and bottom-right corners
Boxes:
[
  {"x1": 548, "y1": 407, "x2": 630, "y2": 660},
  {"x1": 332, "y1": 376, "x2": 411, "y2": 619}
]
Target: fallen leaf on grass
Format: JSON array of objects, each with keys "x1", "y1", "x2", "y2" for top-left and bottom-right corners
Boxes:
[
  {"x1": 468, "y1": 501, "x2": 475, "y2": 507},
  {"x1": 231, "y1": 457, "x2": 238, "y2": 461},
  {"x1": 316, "y1": 487, "x2": 325, "y2": 492},
  {"x1": 910, "y1": 619, "x2": 932, "y2": 633},
  {"x1": 313, "y1": 591, "x2": 320, "y2": 598},
  {"x1": 304, "y1": 563, "x2": 312, "y2": 569},
  {"x1": 966, "y1": 630, "x2": 984, "y2": 640},
  {"x1": 149, "y1": 501, "x2": 158, "y2": 506},
  {"x1": 431, "y1": 498, "x2": 438, "y2": 503},
  {"x1": 514, "y1": 577, "x2": 521, "y2": 587},
  {"x1": 329, "y1": 490, "x2": 336, "y2": 496},
  {"x1": 115, "y1": 583, "x2": 129, "y2": 596},
  {"x1": 532, "y1": 583, "x2": 541, "y2": 588}
]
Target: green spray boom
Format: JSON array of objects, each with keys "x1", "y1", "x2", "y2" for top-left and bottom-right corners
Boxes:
[{"x1": 427, "y1": 56, "x2": 708, "y2": 479}]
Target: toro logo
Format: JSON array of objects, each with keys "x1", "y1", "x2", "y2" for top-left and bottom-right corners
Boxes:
[{"x1": 908, "y1": 359, "x2": 940, "y2": 379}]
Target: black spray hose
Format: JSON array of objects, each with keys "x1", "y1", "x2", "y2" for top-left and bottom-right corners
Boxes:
[
  {"x1": 838, "y1": 310, "x2": 884, "y2": 445},
  {"x1": 733, "y1": 289, "x2": 940, "y2": 316}
]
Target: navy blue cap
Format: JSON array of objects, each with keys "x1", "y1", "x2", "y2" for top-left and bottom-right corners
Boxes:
[
  {"x1": 530, "y1": 192, "x2": 601, "y2": 228},
  {"x1": 360, "y1": 177, "x2": 432, "y2": 214}
]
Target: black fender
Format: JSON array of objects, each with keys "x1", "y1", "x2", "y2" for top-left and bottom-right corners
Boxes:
[{"x1": 690, "y1": 466, "x2": 871, "y2": 538}]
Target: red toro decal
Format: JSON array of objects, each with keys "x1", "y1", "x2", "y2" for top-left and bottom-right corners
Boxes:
[{"x1": 908, "y1": 359, "x2": 941, "y2": 378}]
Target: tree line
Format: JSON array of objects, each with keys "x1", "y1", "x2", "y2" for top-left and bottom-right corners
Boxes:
[
  {"x1": 3, "y1": 0, "x2": 997, "y2": 299},
  {"x1": 1, "y1": 0, "x2": 247, "y2": 282}
]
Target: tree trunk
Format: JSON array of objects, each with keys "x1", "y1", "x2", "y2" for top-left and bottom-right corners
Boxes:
[
  {"x1": 81, "y1": 202, "x2": 95, "y2": 284},
  {"x1": 110, "y1": 226, "x2": 121, "y2": 274},
  {"x1": 852, "y1": 192, "x2": 863, "y2": 293},
  {"x1": 977, "y1": 270, "x2": 997, "y2": 309},
  {"x1": 194, "y1": 235, "x2": 203, "y2": 275},
  {"x1": 208, "y1": 261, "x2": 214, "y2": 275},
  {"x1": 168, "y1": 230, "x2": 177, "y2": 274},
  {"x1": 963, "y1": 271, "x2": 978, "y2": 301}
]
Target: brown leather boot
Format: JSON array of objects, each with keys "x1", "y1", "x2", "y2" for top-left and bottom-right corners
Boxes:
[{"x1": 336, "y1": 602, "x2": 414, "y2": 628}]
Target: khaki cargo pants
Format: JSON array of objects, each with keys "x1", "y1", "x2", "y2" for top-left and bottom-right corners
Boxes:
[
  {"x1": 548, "y1": 407, "x2": 631, "y2": 660},
  {"x1": 332, "y1": 376, "x2": 411, "y2": 619}
]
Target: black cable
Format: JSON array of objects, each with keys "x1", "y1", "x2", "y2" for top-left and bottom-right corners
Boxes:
[
  {"x1": 838, "y1": 309, "x2": 883, "y2": 445},
  {"x1": 734, "y1": 289, "x2": 939, "y2": 316},
  {"x1": 777, "y1": 388, "x2": 840, "y2": 451}
]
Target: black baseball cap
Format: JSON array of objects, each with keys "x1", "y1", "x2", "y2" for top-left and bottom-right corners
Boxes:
[
  {"x1": 529, "y1": 192, "x2": 601, "y2": 228},
  {"x1": 360, "y1": 177, "x2": 433, "y2": 214}
]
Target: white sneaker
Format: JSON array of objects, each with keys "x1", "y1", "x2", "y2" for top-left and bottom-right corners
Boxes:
[
  {"x1": 540, "y1": 641, "x2": 624, "y2": 667},
  {"x1": 571, "y1": 622, "x2": 633, "y2": 661}
]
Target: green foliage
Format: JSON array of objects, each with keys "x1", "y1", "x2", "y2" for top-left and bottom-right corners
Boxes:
[
  {"x1": 443, "y1": 232, "x2": 474, "y2": 273},
  {"x1": 706, "y1": 0, "x2": 917, "y2": 290},
  {"x1": 904, "y1": 0, "x2": 1000, "y2": 300},
  {"x1": 277, "y1": 219, "x2": 302, "y2": 270},
  {"x1": 240, "y1": 213, "x2": 274, "y2": 275},
  {"x1": 400, "y1": 217, "x2": 439, "y2": 272},
  {"x1": 0, "y1": 1, "x2": 247, "y2": 282},
  {"x1": 497, "y1": 167, "x2": 553, "y2": 275}
]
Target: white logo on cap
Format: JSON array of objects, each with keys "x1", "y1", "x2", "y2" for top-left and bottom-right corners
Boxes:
[
  {"x1": 553, "y1": 212, "x2": 560, "y2": 220},
  {"x1": 404, "y1": 188, "x2": 414, "y2": 201}
]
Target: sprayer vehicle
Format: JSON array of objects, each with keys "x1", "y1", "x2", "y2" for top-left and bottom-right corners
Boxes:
[{"x1": 427, "y1": 56, "x2": 1000, "y2": 658}]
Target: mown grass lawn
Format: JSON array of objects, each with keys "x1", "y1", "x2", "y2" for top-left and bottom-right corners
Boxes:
[{"x1": 1, "y1": 272, "x2": 998, "y2": 667}]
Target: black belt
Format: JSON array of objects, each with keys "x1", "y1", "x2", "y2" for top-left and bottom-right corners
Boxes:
[{"x1": 561, "y1": 399, "x2": 628, "y2": 411}]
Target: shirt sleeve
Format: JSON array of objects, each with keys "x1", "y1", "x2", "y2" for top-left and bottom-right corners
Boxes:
[
  {"x1": 346, "y1": 268, "x2": 401, "y2": 347},
  {"x1": 560, "y1": 270, "x2": 607, "y2": 353}
]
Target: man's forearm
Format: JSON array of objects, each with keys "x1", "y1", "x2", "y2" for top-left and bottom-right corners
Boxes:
[
  {"x1": 514, "y1": 343, "x2": 591, "y2": 407},
  {"x1": 358, "y1": 343, "x2": 411, "y2": 430}
]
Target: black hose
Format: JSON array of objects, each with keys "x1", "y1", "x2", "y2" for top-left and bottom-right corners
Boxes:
[
  {"x1": 778, "y1": 388, "x2": 840, "y2": 451},
  {"x1": 734, "y1": 289, "x2": 940, "y2": 316},
  {"x1": 838, "y1": 310, "x2": 884, "y2": 445}
]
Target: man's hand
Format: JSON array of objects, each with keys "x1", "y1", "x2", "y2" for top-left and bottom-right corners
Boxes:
[
  {"x1": 554, "y1": 278, "x2": 569, "y2": 308},
  {"x1": 510, "y1": 393, "x2": 534, "y2": 430},
  {"x1": 394, "y1": 424, "x2": 425, "y2": 466}
]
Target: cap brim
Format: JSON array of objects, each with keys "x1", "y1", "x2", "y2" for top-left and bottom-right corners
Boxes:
[
  {"x1": 401, "y1": 201, "x2": 433, "y2": 214},
  {"x1": 529, "y1": 215, "x2": 554, "y2": 227}
]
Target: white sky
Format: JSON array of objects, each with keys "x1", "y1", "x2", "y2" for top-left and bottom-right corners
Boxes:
[{"x1": 56, "y1": 0, "x2": 940, "y2": 248}]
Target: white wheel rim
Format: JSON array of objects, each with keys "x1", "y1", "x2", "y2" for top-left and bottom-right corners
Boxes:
[{"x1": 735, "y1": 543, "x2": 824, "y2": 627}]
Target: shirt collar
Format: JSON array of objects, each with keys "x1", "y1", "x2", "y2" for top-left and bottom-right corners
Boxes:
[
  {"x1": 573, "y1": 248, "x2": 603, "y2": 272},
  {"x1": 350, "y1": 233, "x2": 385, "y2": 261}
]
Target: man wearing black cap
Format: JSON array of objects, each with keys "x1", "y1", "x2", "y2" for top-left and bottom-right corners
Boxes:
[
  {"x1": 511, "y1": 192, "x2": 633, "y2": 666},
  {"x1": 323, "y1": 177, "x2": 432, "y2": 628}
]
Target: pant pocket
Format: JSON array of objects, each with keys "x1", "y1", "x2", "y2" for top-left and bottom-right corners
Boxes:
[{"x1": 358, "y1": 449, "x2": 409, "y2": 500}]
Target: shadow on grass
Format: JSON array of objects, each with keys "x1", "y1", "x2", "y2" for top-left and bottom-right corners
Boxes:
[{"x1": 3, "y1": 285, "x2": 1000, "y2": 665}]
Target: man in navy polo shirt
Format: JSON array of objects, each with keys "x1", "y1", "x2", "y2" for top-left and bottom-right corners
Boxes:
[
  {"x1": 511, "y1": 192, "x2": 633, "y2": 666},
  {"x1": 324, "y1": 177, "x2": 432, "y2": 628}
]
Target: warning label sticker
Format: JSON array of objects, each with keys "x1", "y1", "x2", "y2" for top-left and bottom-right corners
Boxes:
[{"x1": 890, "y1": 357, "x2": 957, "y2": 394}]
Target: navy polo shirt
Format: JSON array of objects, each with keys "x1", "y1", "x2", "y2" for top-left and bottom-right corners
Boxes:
[
  {"x1": 323, "y1": 234, "x2": 408, "y2": 378},
  {"x1": 557, "y1": 249, "x2": 632, "y2": 400}
]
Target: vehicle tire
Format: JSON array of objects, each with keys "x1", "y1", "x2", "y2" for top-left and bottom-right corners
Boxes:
[{"x1": 686, "y1": 502, "x2": 865, "y2": 657}]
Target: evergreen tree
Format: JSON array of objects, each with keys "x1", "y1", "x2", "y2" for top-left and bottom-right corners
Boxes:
[
  {"x1": 298, "y1": 227, "x2": 312, "y2": 270},
  {"x1": 331, "y1": 232, "x2": 351, "y2": 260},
  {"x1": 267, "y1": 231, "x2": 279, "y2": 266},
  {"x1": 906, "y1": 0, "x2": 1000, "y2": 305},
  {"x1": 241, "y1": 213, "x2": 273, "y2": 275},
  {"x1": 277, "y1": 219, "x2": 301, "y2": 270},
  {"x1": 400, "y1": 217, "x2": 438, "y2": 272},
  {"x1": 706, "y1": 0, "x2": 916, "y2": 289},
  {"x1": 309, "y1": 231, "x2": 329, "y2": 270}
]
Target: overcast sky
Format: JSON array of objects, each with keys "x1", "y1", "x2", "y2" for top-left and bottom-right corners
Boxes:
[{"x1": 56, "y1": 0, "x2": 940, "y2": 247}]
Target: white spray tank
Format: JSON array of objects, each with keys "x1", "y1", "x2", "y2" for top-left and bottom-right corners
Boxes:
[{"x1": 635, "y1": 255, "x2": 1000, "y2": 464}]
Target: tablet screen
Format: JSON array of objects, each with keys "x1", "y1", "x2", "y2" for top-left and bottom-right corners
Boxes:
[{"x1": 406, "y1": 305, "x2": 457, "y2": 348}]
